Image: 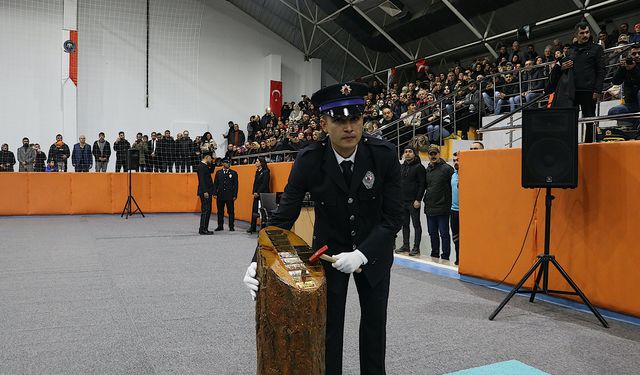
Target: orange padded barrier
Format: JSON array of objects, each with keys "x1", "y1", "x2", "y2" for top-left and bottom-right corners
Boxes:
[
  {"x1": 0, "y1": 163, "x2": 293, "y2": 223},
  {"x1": 459, "y1": 141, "x2": 640, "y2": 317}
]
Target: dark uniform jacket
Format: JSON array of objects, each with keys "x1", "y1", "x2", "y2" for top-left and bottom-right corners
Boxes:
[
  {"x1": 423, "y1": 158, "x2": 455, "y2": 216},
  {"x1": 269, "y1": 135, "x2": 403, "y2": 288},
  {"x1": 213, "y1": 168, "x2": 238, "y2": 201},
  {"x1": 196, "y1": 162, "x2": 214, "y2": 197},
  {"x1": 252, "y1": 168, "x2": 271, "y2": 194},
  {"x1": 401, "y1": 156, "x2": 426, "y2": 202}
]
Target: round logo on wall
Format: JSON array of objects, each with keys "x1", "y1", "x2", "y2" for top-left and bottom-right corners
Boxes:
[{"x1": 63, "y1": 39, "x2": 76, "y2": 53}]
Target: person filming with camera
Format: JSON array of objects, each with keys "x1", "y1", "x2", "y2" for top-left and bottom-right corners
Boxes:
[{"x1": 608, "y1": 45, "x2": 640, "y2": 128}]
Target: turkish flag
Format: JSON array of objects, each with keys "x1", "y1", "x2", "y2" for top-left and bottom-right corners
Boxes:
[
  {"x1": 270, "y1": 80, "x2": 283, "y2": 118},
  {"x1": 416, "y1": 58, "x2": 427, "y2": 73},
  {"x1": 69, "y1": 30, "x2": 78, "y2": 85}
]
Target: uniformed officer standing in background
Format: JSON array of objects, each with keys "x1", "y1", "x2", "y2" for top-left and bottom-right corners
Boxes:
[
  {"x1": 243, "y1": 82, "x2": 403, "y2": 375},
  {"x1": 213, "y1": 158, "x2": 238, "y2": 231}
]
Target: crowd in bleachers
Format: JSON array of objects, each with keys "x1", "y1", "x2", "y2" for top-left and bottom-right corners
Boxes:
[{"x1": 2, "y1": 20, "x2": 638, "y2": 172}]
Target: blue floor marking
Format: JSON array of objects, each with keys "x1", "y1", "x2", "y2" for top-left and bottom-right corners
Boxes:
[{"x1": 444, "y1": 360, "x2": 550, "y2": 375}]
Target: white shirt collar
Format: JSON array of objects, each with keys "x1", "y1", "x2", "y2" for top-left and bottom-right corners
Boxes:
[{"x1": 332, "y1": 144, "x2": 357, "y2": 168}]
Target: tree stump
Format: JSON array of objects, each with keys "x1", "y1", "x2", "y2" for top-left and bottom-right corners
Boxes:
[{"x1": 256, "y1": 226, "x2": 326, "y2": 375}]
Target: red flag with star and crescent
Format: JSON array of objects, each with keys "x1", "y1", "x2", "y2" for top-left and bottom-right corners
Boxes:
[{"x1": 270, "y1": 80, "x2": 283, "y2": 117}]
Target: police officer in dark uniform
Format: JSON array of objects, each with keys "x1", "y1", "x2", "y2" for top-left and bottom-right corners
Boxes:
[
  {"x1": 196, "y1": 154, "x2": 215, "y2": 235},
  {"x1": 243, "y1": 82, "x2": 403, "y2": 375},
  {"x1": 213, "y1": 158, "x2": 238, "y2": 231}
]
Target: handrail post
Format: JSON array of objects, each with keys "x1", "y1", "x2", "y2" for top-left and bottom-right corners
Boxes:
[
  {"x1": 518, "y1": 68, "x2": 523, "y2": 111},
  {"x1": 493, "y1": 74, "x2": 497, "y2": 115},
  {"x1": 478, "y1": 79, "x2": 483, "y2": 129},
  {"x1": 509, "y1": 115, "x2": 514, "y2": 148},
  {"x1": 412, "y1": 111, "x2": 416, "y2": 139},
  {"x1": 452, "y1": 92, "x2": 457, "y2": 136},
  {"x1": 439, "y1": 102, "x2": 444, "y2": 145},
  {"x1": 397, "y1": 119, "x2": 400, "y2": 159}
]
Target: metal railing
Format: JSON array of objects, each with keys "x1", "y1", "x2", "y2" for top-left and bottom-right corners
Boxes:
[
  {"x1": 377, "y1": 60, "x2": 556, "y2": 156},
  {"x1": 229, "y1": 149, "x2": 299, "y2": 164},
  {"x1": 477, "y1": 45, "x2": 639, "y2": 146}
]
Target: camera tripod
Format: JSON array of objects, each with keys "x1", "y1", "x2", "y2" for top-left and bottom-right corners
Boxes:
[
  {"x1": 489, "y1": 188, "x2": 608, "y2": 328},
  {"x1": 121, "y1": 168, "x2": 145, "y2": 219}
]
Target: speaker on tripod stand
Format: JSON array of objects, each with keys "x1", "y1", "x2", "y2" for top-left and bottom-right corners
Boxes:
[
  {"x1": 121, "y1": 148, "x2": 145, "y2": 219},
  {"x1": 489, "y1": 107, "x2": 608, "y2": 327}
]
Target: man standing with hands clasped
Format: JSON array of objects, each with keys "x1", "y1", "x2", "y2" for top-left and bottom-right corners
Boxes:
[
  {"x1": 423, "y1": 144, "x2": 454, "y2": 261},
  {"x1": 213, "y1": 158, "x2": 238, "y2": 231},
  {"x1": 196, "y1": 154, "x2": 215, "y2": 235},
  {"x1": 556, "y1": 21, "x2": 605, "y2": 143},
  {"x1": 243, "y1": 82, "x2": 403, "y2": 375},
  {"x1": 394, "y1": 145, "x2": 425, "y2": 256}
]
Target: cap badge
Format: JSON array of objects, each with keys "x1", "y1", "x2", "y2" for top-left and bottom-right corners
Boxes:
[{"x1": 340, "y1": 84, "x2": 352, "y2": 96}]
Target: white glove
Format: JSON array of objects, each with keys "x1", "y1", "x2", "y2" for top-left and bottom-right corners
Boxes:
[
  {"x1": 332, "y1": 250, "x2": 368, "y2": 274},
  {"x1": 243, "y1": 262, "x2": 259, "y2": 300}
]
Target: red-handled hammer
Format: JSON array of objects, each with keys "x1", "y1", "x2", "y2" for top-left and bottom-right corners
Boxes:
[{"x1": 309, "y1": 245, "x2": 362, "y2": 273}]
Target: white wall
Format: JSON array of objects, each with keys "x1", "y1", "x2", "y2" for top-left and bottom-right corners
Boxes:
[
  {"x1": 0, "y1": 0, "x2": 65, "y2": 152},
  {"x1": 0, "y1": 0, "x2": 321, "y2": 170}
]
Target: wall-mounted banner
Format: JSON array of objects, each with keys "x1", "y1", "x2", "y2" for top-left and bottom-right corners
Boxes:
[{"x1": 270, "y1": 80, "x2": 283, "y2": 118}]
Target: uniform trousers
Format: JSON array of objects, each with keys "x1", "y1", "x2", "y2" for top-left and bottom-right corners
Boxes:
[
  {"x1": 324, "y1": 264, "x2": 390, "y2": 375},
  {"x1": 199, "y1": 195, "x2": 212, "y2": 232},
  {"x1": 216, "y1": 199, "x2": 234, "y2": 229}
]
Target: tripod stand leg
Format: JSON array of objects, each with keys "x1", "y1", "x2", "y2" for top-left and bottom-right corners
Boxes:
[
  {"x1": 529, "y1": 264, "x2": 545, "y2": 303},
  {"x1": 130, "y1": 196, "x2": 145, "y2": 217},
  {"x1": 489, "y1": 256, "x2": 544, "y2": 321},
  {"x1": 121, "y1": 196, "x2": 132, "y2": 218},
  {"x1": 549, "y1": 258, "x2": 609, "y2": 328}
]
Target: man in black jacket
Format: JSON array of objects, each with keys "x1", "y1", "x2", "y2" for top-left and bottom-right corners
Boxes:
[
  {"x1": 113, "y1": 131, "x2": 130, "y2": 172},
  {"x1": 395, "y1": 146, "x2": 426, "y2": 256},
  {"x1": 247, "y1": 157, "x2": 270, "y2": 233},
  {"x1": 48, "y1": 134, "x2": 71, "y2": 171},
  {"x1": 92, "y1": 132, "x2": 111, "y2": 172},
  {"x1": 0, "y1": 144, "x2": 16, "y2": 172},
  {"x1": 562, "y1": 21, "x2": 605, "y2": 143},
  {"x1": 158, "y1": 130, "x2": 175, "y2": 173},
  {"x1": 423, "y1": 144, "x2": 455, "y2": 260},
  {"x1": 243, "y1": 82, "x2": 403, "y2": 375},
  {"x1": 608, "y1": 45, "x2": 640, "y2": 127},
  {"x1": 213, "y1": 159, "x2": 238, "y2": 231},
  {"x1": 378, "y1": 106, "x2": 398, "y2": 140},
  {"x1": 196, "y1": 154, "x2": 215, "y2": 235}
]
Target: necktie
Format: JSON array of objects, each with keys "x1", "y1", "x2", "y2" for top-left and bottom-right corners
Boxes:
[{"x1": 340, "y1": 160, "x2": 353, "y2": 187}]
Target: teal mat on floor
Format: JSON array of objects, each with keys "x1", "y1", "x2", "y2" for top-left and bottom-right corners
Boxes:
[{"x1": 445, "y1": 360, "x2": 550, "y2": 375}]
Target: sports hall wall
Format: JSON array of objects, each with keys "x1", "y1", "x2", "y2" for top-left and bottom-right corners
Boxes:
[
  {"x1": 0, "y1": 0, "x2": 325, "y2": 170},
  {"x1": 0, "y1": 163, "x2": 292, "y2": 221}
]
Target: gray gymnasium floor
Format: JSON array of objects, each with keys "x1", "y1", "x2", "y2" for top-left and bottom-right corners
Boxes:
[{"x1": 1, "y1": 214, "x2": 639, "y2": 375}]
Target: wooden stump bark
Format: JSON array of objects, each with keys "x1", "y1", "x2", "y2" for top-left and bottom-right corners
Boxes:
[{"x1": 256, "y1": 227, "x2": 326, "y2": 375}]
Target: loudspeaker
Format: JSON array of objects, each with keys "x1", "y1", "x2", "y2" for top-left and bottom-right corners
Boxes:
[
  {"x1": 522, "y1": 108, "x2": 578, "y2": 188},
  {"x1": 127, "y1": 148, "x2": 140, "y2": 170}
]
